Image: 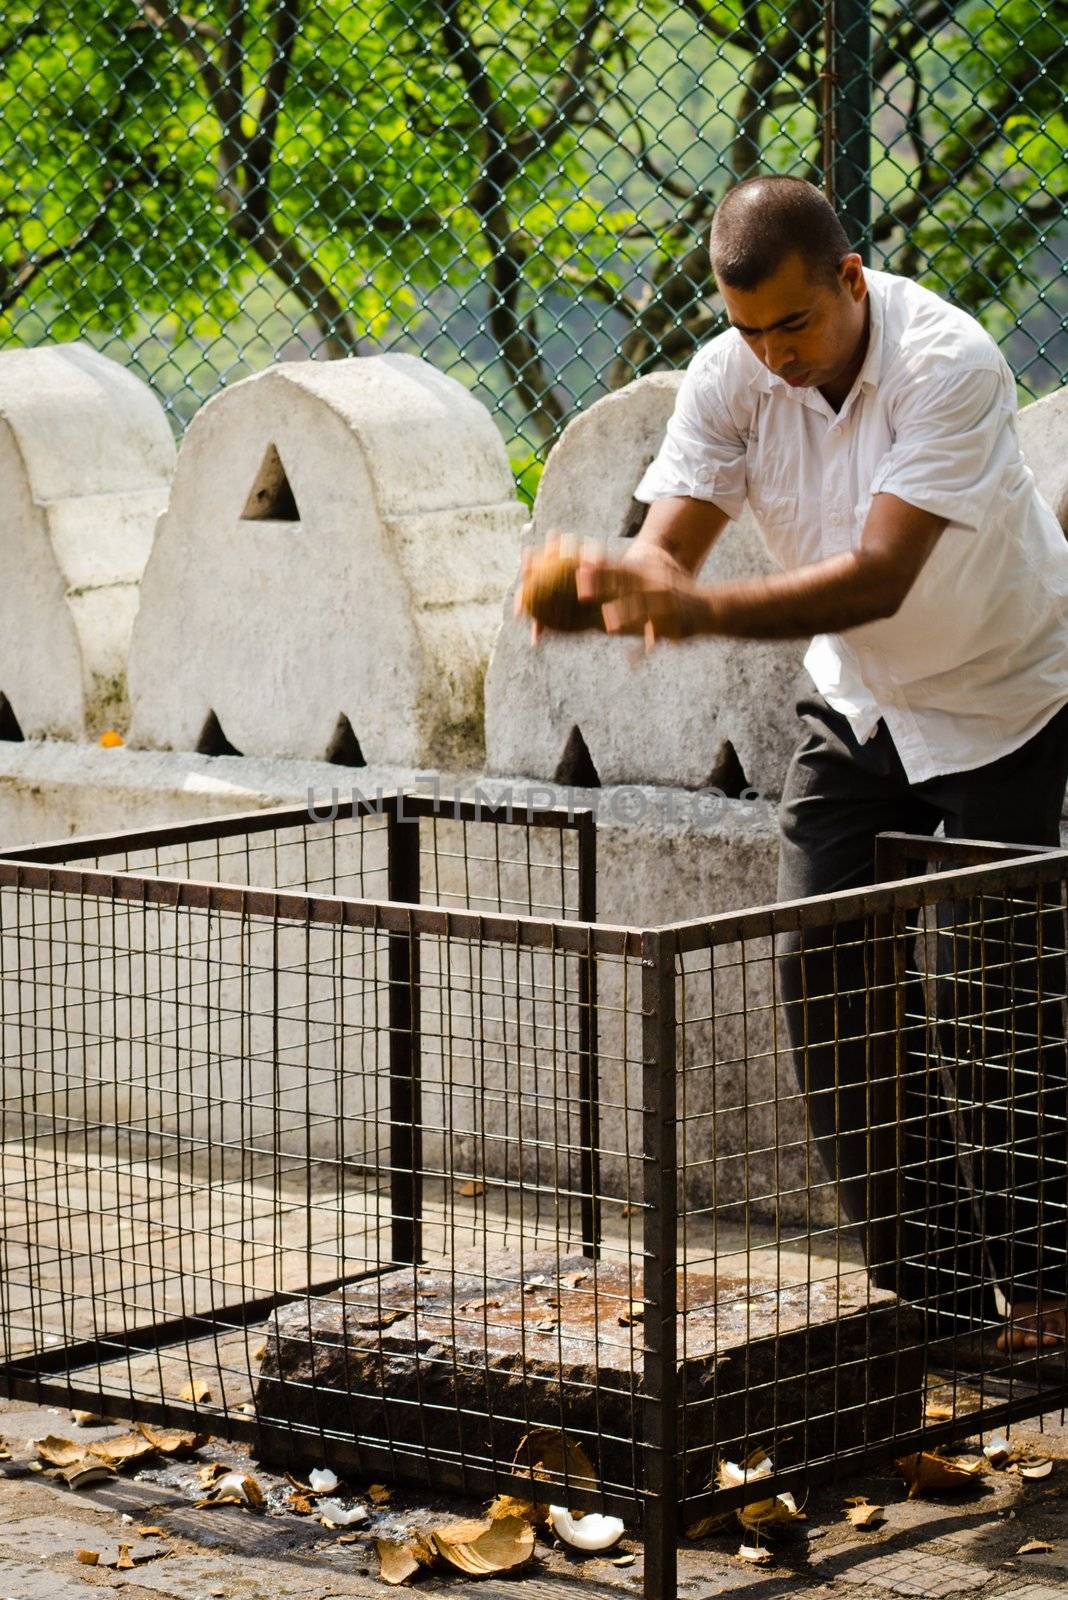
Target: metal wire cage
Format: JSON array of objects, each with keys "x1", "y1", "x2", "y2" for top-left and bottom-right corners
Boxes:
[{"x1": 0, "y1": 796, "x2": 1066, "y2": 1598}]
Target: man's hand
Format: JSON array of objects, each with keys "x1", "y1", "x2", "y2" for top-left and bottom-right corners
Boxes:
[{"x1": 576, "y1": 544, "x2": 712, "y2": 647}]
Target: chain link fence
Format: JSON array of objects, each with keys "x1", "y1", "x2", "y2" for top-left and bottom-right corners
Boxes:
[{"x1": 1, "y1": 0, "x2": 1064, "y2": 497}]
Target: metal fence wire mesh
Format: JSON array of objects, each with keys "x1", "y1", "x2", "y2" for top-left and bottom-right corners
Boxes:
[
  {"x1": 0, "y1": 0, "x2": 1064, "y2": 478},
  {"x1": 1, "y1": 799, "x2": 1066, "y2": 1598}
]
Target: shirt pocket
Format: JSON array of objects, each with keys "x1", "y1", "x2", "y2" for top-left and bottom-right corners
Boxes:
[{"x1": 748, "y1": 492, "x2": 800, "y2": 569}]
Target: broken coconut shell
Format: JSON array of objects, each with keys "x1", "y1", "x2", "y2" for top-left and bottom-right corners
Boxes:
[{"x1": 432, "y1": 1513, "x2": 535, "y2": 1575}]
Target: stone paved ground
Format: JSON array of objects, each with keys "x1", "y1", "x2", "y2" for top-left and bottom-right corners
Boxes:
[{"x1": 1, "y1": 1395, "x2": 1068, "y2": 1600}]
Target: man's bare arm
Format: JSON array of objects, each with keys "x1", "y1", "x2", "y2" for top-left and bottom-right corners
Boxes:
[
  {"x1": 625, "y1": 495, "x2": 731, "y2": 577},
  {"x1": 582, "y1": 494, "x2": 948, "y2": 642}
]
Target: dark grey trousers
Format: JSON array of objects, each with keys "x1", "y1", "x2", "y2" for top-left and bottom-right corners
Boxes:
[{"x1": 777, "y1": 693, "x2": 1068, "y2": 1328}]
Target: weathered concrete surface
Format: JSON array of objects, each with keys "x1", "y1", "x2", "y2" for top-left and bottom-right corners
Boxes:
[
  {"x1": 1019, "y1": 386, "x2": 1068, "y2": 533},
  {"x1": 128, "y1": 355, "x2": 524, "y2": 768},
  {"x1": 4, "y1": 1392, "x2": 1067, "y2": 1600},
  {"x1": 255, "y1": 1250, "x2": 923, "y2": 1500},
  {"x1": 484, "y1": 373, "x2": 807, "y2": 798},
  {"x1": 0, "y1": 343, "x2": 174, "y2": 740}
]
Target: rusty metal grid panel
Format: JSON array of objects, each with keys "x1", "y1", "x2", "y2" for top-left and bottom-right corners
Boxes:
[
  {"x1": 1, "y1": 809, "x2": 1067, "y2": 1600},
  {"x1": 0, "y1": 0, "x2": 1062, "y2": 480},
  {"x1": 672, "y1": 837, "x2": 1068, "y2": 1542}
]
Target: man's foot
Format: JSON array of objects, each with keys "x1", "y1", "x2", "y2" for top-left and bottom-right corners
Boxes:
[{"x1": 996, "y1": 1301, "x2": 1067, "y2": 1353}]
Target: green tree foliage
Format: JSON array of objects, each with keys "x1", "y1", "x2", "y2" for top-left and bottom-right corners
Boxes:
[{"x1": 0, "y1": 0, "x2": 1063, "y2": 448}]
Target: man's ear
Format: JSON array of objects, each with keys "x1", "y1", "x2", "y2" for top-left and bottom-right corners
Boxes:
[{"x1": 838, "y1": 253, "x2": 866, "y2": 300}]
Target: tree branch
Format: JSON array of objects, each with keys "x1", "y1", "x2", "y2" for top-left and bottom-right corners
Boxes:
[
  {"x1": 873, "y1": 49, "x2": 1067, "y2": 244},
  {"x1": 512, "y1": 0, "x2": 612, "y2": 163},
  {"x1": 137, "y1": 0, "x2": 246, "y2": 195},
  {"x1": 0, "y1": 182, "x2": 124, "y2": 313},
  {"x1": 238, "y1": 216, "x2": 359, "y2": 355},
  {"x1": 244, "y1": 0, "x2": 301, "y2": 227}
]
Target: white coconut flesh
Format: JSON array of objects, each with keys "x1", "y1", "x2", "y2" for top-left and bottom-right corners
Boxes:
[{"x1": 548, "y1": 1506, "x2": 626, "y2": 1551}]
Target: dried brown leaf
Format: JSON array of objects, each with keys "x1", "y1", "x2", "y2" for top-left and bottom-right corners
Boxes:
[
  {"x1": 178, "y1": 1379, "x2": 211, "y2": 1403},
  {"x1": 252, "y1": 1342, "x2": 267, "y2": 1361},
  {"x1": 618, "y1": 1300, "x2": 645, "y2": 1327},
  {"x1": 0, "y1": 1439, "x2": 9, "y2": 1461},
  {"x1": 71, "y1": 1411, "x2": 102, "y2": 1427},
  {"x1": 896, "y1": 1451, "x2": 985, "y2": 1498},
  {"x1": 458, "y1": 1180, "x2": 485, "y2": 1197},
  {"x1": 76, "y1": 1550, "x2": 100, "y2": 1566},
  {"x1": 560, "y1": 1271, "x2": 590, "y2": 1288},
  {"x1": 197, "y1": 1462, "x2": 229, "y2": 1486},
  {"x1": 620, "y1": 1203, "x2": 640, "y2": 1216},
  {"x1": 1018, "y1": 1538, "x2": 1055, "y2": 1554},
  {"x1": 368, "y1": 1483, "x2": 392, "y2": 1506},
  {"x1": 533, "y1": 1319, "x2": 558, "y2": 1335},
  {"x1": 432, "y1": 1513, "x2": 534, "y2": 1575},
  {"x1": 1021, "y1": 1459, "x2": 1055, "y2": 1480},
  {"x1": 460, "y1": 1298, "x2": 501, "y2": 1313},
  {"x1": 736, "y1": 1541, "x2": 772, "y2": 1564},
  {"x1": 289, "y1": 1492, "x2": 315, "y2": 1515},
  {"x1": 114, "y1": 1544, "x2": 135, "y2": 1570},
  {"x1": 923, "y1": 1401, "x2": 955, "y2": 1421},
  {"x1": 611, "y1": 1553, "x2": 637, "y2": 1566},
  {"x1": 138, "y1": 1526, "x2": 165, "y2": 1538}
]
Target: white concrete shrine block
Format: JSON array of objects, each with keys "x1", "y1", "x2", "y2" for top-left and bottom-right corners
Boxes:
[
  {"x1": 484, "y1": 373, "x2": 806, "y2": 797},
  {"x1": 1018, "y1": 385, "x2": 1068, "y2": 532},
  {"x1": 0, "y1": 343, "x2": 174, "y2": 739},
  {"x1": 128, "y1": 355, "x2": 524, "y2": 766}
]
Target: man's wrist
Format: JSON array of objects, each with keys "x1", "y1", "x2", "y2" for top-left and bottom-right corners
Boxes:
[{"x1": 688, "y1": 585, "x2": 720, "y2": 638}]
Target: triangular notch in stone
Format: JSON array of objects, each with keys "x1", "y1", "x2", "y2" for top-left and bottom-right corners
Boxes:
[
  {"x1": 325, "y1": 713, "x2": 366, "y2": 767},
  {"x1": 0, "y1": 693, "x2": 24, "y2": 742},
  {"x1": 196, "y1": 709, "x2": 242, "y2": 758},
  {"x1": 554, "y1": 725, "x2": 601, "y2": 788},
  {"x1": 705, "y1": 739, "x2": 751, "y2": 799},
  {"x1": 241, "y1": 443, "x2": 301, "y2": 522}
]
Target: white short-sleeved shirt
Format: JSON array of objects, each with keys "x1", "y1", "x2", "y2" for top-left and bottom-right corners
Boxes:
[{"x1": 635, "y1": 268, "x2": 1068, "y2": 783}]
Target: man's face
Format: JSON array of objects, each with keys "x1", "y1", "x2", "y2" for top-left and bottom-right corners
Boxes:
[{"x1": 717, "y1": 251, "x2": 868, "y2": 391}]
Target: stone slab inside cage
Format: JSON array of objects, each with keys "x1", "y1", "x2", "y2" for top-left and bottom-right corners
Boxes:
[{"x1": 254, "y1": 1250, "x2": 924, "y2": 1498}]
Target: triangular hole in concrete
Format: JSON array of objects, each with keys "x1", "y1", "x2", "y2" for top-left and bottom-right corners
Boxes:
[
  {"x1": 0, "y1": 694, "x2": 24, "y2": 742},
  {"x1": 196, "y1": 709, "x2": 243, "y2": 758},
  {"x1": 554, "y1": 725, "x2": 601, "y2": 788},
  {"x1": 241, "y1": 442, "x2": 301, "y2": 522},
  {"x1": 705, "y1": 739, "x2": 750, "y2": 798},
  {"x1": 326, "y1": 713, "x2": 366, "y2": 767}
]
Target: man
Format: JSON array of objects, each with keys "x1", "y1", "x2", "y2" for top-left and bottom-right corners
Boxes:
[{"x1": 534, "y1": 175, "x2": 1068, "y2": 1362}]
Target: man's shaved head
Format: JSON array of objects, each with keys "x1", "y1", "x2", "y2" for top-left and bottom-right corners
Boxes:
[{"x1": 710, "y1": 176, "x2": 852, "y2": 291}]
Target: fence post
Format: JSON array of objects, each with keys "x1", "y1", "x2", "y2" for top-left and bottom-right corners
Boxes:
[
  {"x1": 576, "y1": 809, "x2": 601, "y2": 1258},
  {"x1": 387, "y1": 798, "x2": 422, "y2": 1266},
  {"x1": 870, "y1": 835, "x2": 908, "y2": 1294},
  {"x1": 641, "y1": 929, "x2": 678, "y2": 1600},
  {"x1": 823, "y1": 0, "x2": 872, "y2": 259}
]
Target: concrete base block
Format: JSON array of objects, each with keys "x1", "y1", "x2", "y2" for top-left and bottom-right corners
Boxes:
[{"x1": 254, "y1": 1249, "x2": 924, "y2": 1498}]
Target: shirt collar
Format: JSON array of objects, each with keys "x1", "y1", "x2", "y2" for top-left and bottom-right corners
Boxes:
[{"x1": 745, "y1": 268, "x2": 885, "y2": 400}]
